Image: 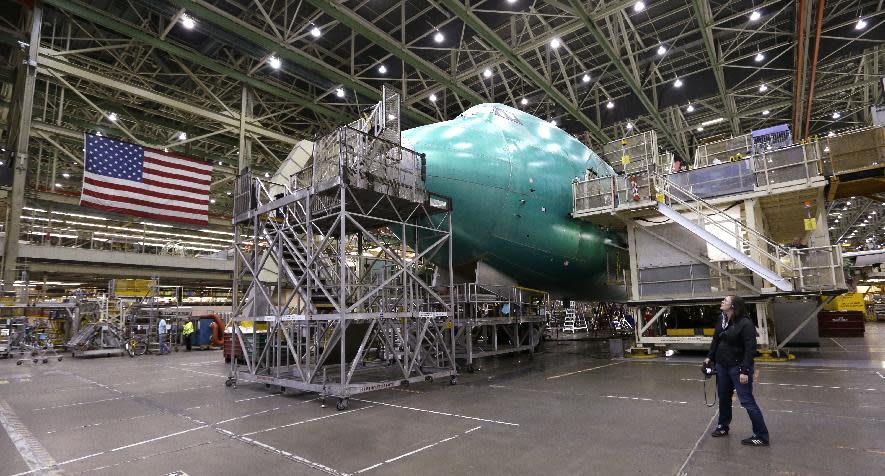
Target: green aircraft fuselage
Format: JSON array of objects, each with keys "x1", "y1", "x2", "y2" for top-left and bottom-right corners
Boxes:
[{"x1": 403, "y1": 103, "x2": 624, "y2": 299}]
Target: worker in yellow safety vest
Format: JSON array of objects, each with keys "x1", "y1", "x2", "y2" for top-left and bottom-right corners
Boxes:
[{"x1": 182, "y1": 320, "x2": 195, "y2": 351}]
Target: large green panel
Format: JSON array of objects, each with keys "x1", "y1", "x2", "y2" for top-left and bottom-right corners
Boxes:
[{"x1": 403, "y1": 104, "x2": 624, "y2": 298}]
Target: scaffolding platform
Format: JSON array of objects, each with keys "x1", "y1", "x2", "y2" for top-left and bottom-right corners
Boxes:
[{"x1": 227, "y1": 88, "x2": 457, "y2": 408}]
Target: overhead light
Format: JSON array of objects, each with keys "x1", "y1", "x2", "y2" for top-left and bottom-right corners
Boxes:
[
  {"x1": 759, "y1": 83, "x2": 768, "y2": 92},
  {"x1": 701, "y1": 117, "x2": 724, "y2": 126},
  {"x1": 606, "y1": 100, "x2": 614, "y2": 109},
  {"x1": 433, "y1": 31, "x2": 444, "y2": 43},
  {"x1": 582, "y1": 74, "x2": 591, "y2": 83},
  {"x1": 163, "y1": 148, "x2": 169, "y2": 153},
  {"x1": 520, "y1": 97, "x2": 528, "y2": 105},
  {"x1": 696, "y1": 126, "x2": 704, "y2": 132},
  {"x1": 62, "y1": 172, "x2": 70, "y2": 178},
  {"x1": 210, "y1": 199, "x2": 216, "y2": 204},
  {"x1": 181, "y1": 14, "x2": 196, "y2": 30},
  {"x1": 626, "y1": 122, "x2": 633, "y2": 130},
  {"x1": 673, "y1": 77, "x2": 683, "y2": 88},
  {"x1": 218, "y1": 161, "x2": 223, "y2": 165},
  {"x1": 226, "y1": 191, "x2": 232, "y2": 196},
  {"x1": 832, "y1": 111, "x2": 840, "y2": 119},
  {"x1": 550, "y1": 119, "x2": 557, "y2": 126},
  {"x1": 633, "y1": 2, "x2": 646, "y2": 13},
  {"x1": 507, "y1": 0, "x2": 517, "y2": 3},
  {"x1": 827, "y1": 131, "x2": 836, "y2": 137},
  {"x1": 762, "y1": 110, "x2": 770, "y2": 116},
  {"x1": 268, "y1": 56, "x2": 281, "y2": 69},
  {"x1": 686, "y1": 103, "x2": 695, "y2": 113},
  {"x1": 755, "y1": 52, "x2": 765, "y2": 62},
  {"x1": 55, "y1": 183, "x2": 63, "y2": 188},
  {"x1": 178, "y1": 132, "x2": 187, "y2": 141},
  {"x1": 855, "y1": 18, "x2": 867, "y2": 30},
  {"x1": 429, "y1": 93, "x2": 437, "y2": 102},
  {"x1": 335, "y1": 88, "x2": 345, "y2": 98},
  {"x1": 550, "y1": 38, "x2": 561, "y2": 49},
  {"x1": 824, "y1": 145, "x2": 830, "y2": 153},
  {"x1": 483, "y1": 68, "x2": 493, "y2": 78},
  {"x1": 95, "y1": 131, "x2": 102, "y2": 136},
  {"x1": 750, "y1": 10, "x2": 761, "y2": 22},
  {"x1": 264, "y1": 172, "x2": 270, "y2": 178},
  {"x1": 657, "y1": 44, "x2": 666, "y2": 56},
  {"x1": 378, "y1": 64, "x2": 387, "y2": 74},
  {"x1": 310, "y1": 26, "x2": 322, "y2": 38},
  {"x1": 107, "y1": 112, "x2": 118, "y2": 122}
]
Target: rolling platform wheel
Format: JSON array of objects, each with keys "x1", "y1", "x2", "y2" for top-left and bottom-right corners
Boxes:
[
  {"x1": 336, "y1": 398, "x2": 349, "y2": 411},
  {"x1": 58, "y1": 356, "x2": 63, "y2": 361},
  {"x1": 265, "y1": 383, "x2": 271, "y2": 389},
  {"x1": 33, "y1": 359, "x2": 38, "y2": 364},
  {"x1": 225, "y1": 378, "x2": 235, "y2": 388},
  {"x1": 16, "y1": 360, "x2": 22, "y2": 365},
  {"x1": 42, "y1": 359, "x2": 48, "y2": 364},
  {"x1": 450, "y1": 376, "x2": 458, "y2": 385},
  {"x1": 425, "y1": 375, "x2": 434, "y2": 383}
]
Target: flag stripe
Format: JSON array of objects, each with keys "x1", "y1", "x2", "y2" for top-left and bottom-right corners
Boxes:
[
  {"x1": 79, "y1": 200, "x2": 208, "y2": 225},
  {"x1": 82, "y1": 177, "x2": 209, "y2": 205},
  {"x1": 84, "y1": 172, "x2": 207, "y2": 200},
  {"x1": 81, "y1": 188, "x2": 208, "y2": 215},
  {"x1": 141, "y1": 167, "x2": 211, "y2": 186},
  {"x1": 142, "y1": 177, "x2": 209, "y2": 195},
  {"x1": 144, "y1": 155, "x2": 213, "y2": 176},
  {"x1": 144, "y1": 147, "x2": 212, "y2": 167}
]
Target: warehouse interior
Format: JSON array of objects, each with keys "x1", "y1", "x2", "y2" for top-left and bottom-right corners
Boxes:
[{"x1": 1, "y1": 0, "x2": 884, "y2": 474}]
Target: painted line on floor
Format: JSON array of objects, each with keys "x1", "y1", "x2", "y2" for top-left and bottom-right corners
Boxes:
[
  {"x1": 676, "y1": 409, "x2": 718, "y2": 476},
  {"x1": 45, "y1": 410, "x2": 166, "y2": 435},
  {"x1": 489, "y1": 384, "x2": 689, "y2": 405},
  {"x1": 464, "y1": 426, "x2": 482, "y2": 434},
  {"x1": 830, "y1": 338, "x2": 849, "y2": 351},
  {"x1": 546, "y1": 360, "x2": 626, "y2": 380},
  {"x1": 171, "y1": 366, "x2": 227, "y2": 378},
  {"x1": 234, "y1": 393, "x2": 282, "y2": 403},
  {"x1": 681, "y1": 378, "x2": 879, "y2": 391},
  {"x1": 0, "y1": 399, "x2": 59, "y2": 476},
  {"x1": 242, "y1": 405, "x2": 372, "y2": 436},
  {"x1": 356, "y1": 432, "x2": 465, "y2": 474},
  {"x1": 214, "y1": 398, "x2": 319, "y2": 425},
  {"x1": 218, "y1": 429, "x2": 345, "y2": 475},
  {"x1": 31, "y1": 385, "x2": 214, "y2": 411},
  {"x1": 769, "y1": 409, "x2": 885, "y2": 423},
  {"x1": 353, "y1": 398, "x2": 519, "y2": 427},
  {"x1": 876, "y1": 372, "x2": 884, "y2": 380}
]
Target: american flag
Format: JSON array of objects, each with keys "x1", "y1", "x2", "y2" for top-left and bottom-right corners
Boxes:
[{"x1": 79, "y1": 134, "x2": 213, "y2": 225}]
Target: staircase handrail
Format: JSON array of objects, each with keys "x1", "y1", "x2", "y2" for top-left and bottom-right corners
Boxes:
[{"x1": 654, "y1": 172, "x2": 795, "y2": 274}]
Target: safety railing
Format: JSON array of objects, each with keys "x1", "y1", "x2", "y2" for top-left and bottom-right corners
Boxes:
[
  {"x1": 791, "y1": 245, "x2": 846, "y2": 291},
  {"x1": 654, "y1": 174, "x2": 795, "y2": 278},
  {"x1": 451, "y1": 283, "x2": 549, "y2": 325},
  {"x1": 694, "y1": 133, "x2": 752, "y2": 168},
  {"x1": 753, "y1": 141, "x2": 823, "y2": 189}
]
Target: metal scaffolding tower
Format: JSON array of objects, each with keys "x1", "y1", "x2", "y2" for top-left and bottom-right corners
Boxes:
[{"x1": 227, "y1": 88, "x2": 456, "y2": 409}]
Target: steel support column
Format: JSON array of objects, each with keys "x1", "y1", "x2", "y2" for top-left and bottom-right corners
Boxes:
[{"x1": 2, "y1": 4, "x2": 42, "y2": 291}]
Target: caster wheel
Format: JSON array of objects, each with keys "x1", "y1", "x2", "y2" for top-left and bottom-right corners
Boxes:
[
  {"x1": 466, "y1": 364, "x2": 476, "y2": 373},
  {"x1": 336, "y1": 398, "x2": 349, "y2": 411},
  {"x1": 225, "y1": 379, "x2": 234, "y2": 387},
  {"x1": 425, "y1": 375, "x2": 433, "y2": 383},
  {"x1": 265, "y1": 383, "x2": 271, "y2": 389},
  {"x1": 33, "y1": 359, "x2": 38, "y2": 364},
  {"x1": 450, "y1": 376, "x2": 458, "y2": 386},
  {"x1": 42, "y1": 359, "x2": 48, "y2": 364},
  {"x1": 280, "y1": 386, "x2": 286, "y2": 393},
  {"x1": 58, "y1": 357, "x2": 63, "y2": 361},
  {"x1": 16, "y1": 360, "x2": 22, "y2": 365}
]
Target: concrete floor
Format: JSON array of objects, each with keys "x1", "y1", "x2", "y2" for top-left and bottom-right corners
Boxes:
[{"x1": 1, "y1": 324, "x2": 883, "y2": 476}]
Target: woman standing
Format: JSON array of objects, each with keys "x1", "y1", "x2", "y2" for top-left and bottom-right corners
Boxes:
[{"x1": 705, "y1": 295, "x2": 770, "y2": 446}]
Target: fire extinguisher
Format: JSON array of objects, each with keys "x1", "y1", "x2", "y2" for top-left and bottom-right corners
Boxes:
[{"x1": 630, "y1": 175, "x2": 641, "y2": 201}]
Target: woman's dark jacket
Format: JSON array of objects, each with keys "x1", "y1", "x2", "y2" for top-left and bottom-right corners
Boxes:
[{"x1": 707, "y1": 313, "x2": 757, "y2": 373}]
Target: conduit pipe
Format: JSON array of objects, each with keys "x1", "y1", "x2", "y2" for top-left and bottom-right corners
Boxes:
[
  {"x1": 792, "y1": 0, "x2": 807, "y2": 137},
  {"x1": 804, "y1": 0, "x2": 826, "y2": 138}
]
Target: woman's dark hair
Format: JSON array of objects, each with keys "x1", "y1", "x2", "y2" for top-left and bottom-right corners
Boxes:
[{"x1": 727, "y1": 295, "x2": 748, "y2": 319}]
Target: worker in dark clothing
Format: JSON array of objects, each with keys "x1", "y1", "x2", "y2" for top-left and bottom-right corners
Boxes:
[{"x1": 705, "y1": 295, "x2": 770, "y2": 446}]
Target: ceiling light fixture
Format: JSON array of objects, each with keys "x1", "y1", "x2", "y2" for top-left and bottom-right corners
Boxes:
[
  {"x1": 749, "y1": 10, "x2": 761, "y2": 21},
  {"x1": 433, "y1": 31, "x2": 444, "y2": 43},
  {"x1": 633, "y1": 2, "x2": 646, "y2": 13},
  {"x1": 657, "y1": 44, "x2": 666, "y2": 56},
  {"x1": 626, "y1": 122, "x2": 633, "y2": 130},
  {"x1": 378, "y1": 64, "x2": 387, "y2": 74},
  {"x1": 178, "y1": 132, "x2": 187, "y2": 141},
  {"x1": 606, "y1": 100, "x2": 614, "y2": 109},
  {"x1": 762, "y1": 110, "x2": 770, "y2": 116},
  {"x1": 759, "y1": 83, "x2": 768, "y2": 92},
  {"x1": 855, "y1": 17, "x2": 868, "y2": 30},
  {"x1": 827, "y1": 131, "x2": 836, "y2": 137},
  {"x1": 701, "y1": 117, "x2": 724, "y2": 126},
  {"x1": 832, "y1": 111, "x2": 840, "y2": 119},
  {"x1": 310, "y1": 26, "x2": 322, "y2": 38},
  {"x1": 755, "y1": 52, "x2": 765, "y2": 62},
  {"x1": 429, "y1": 93, "x2": 437, "y2": 102},
  {"x1": 483, "y1": 68, "x2": 493, "y2": 78},
  {"x1": 268, "y1": 56, "x2": 281, "y2": 69},
  {"x1": 696, "y1": 126, "x2": 704, "y2": 132},
  {"x1": 582, "y1": 74, "x2": 591, "y2": 83},
  {"x1": 673, "y1": 77, "x2": 683, "y2": 88},
  {"x1": 520, "y1": 97, "x2": 528, "y2": 105},
  {"x1": 62, "y1": 172, "x2": 70, "y2": 178},
  {"x1": 107, "y1": 112, "x2": 118, "y2": 122},
  {"x1": 550, "y1": 38, "x2": 561, "y2": 49},
  {"x1": 181, "y1": 14, "x2": 196, "y2": 30},
  {"x1": 686, "y1": 103, "x2": 695, "y2": 113},
  {"x1": 550, "y1": 120, "x2": 557, "y2": 126},
  {"x1": 335, "y1": 88, "x2": 345, "y2": 98}
]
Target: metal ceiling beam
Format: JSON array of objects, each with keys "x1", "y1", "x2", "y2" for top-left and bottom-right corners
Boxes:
[
  {"x1": 37, "y1": 53, "x2": 299, "y2": 145},
  {"x1": 567, "y1": 0, "x2": 686, "y2": 157},
  {"x1": 42, "y1": 0, "x2": 341, "y2": 123},
  {"x1": 303, "y1": 0, "x2": 485, "y2": 107},
  {"x1": 170, "y1": 0, "x2": 437, "y2": 125},
  {"x1": 438, "y1": 0, "x2": 609, "y2": 144},
  {"x1": 691, "y1": 0, "x2": 740, "y2": 135}
]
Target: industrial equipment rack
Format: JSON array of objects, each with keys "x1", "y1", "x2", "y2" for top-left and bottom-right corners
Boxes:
[{"x1": 228, "y1": 88, "x2": 457, "y2": 409}]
